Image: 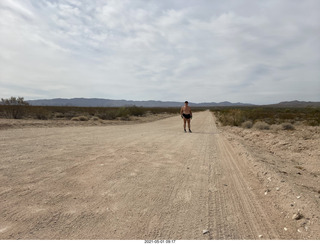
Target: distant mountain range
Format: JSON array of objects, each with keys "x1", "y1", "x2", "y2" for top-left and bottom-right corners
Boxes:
[
  {"x1": 26, "y1": 98, "x2": 320, "y2": 108},
  {"x1": 26, "y1": 98, "x2": 253, "y2": 107}
]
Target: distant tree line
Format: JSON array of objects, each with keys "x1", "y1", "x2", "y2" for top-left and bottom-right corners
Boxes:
[{"x1": 1, "y1": 96, "x2": 29, "y2": 105}]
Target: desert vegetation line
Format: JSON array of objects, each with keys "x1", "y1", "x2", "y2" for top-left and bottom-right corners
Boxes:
[
  {"x1": 1, "y1": 97, "x2": 319, "y2": 126},
  {"x1": 211, "y1": 107, "x2": 320, "y2": 127}
]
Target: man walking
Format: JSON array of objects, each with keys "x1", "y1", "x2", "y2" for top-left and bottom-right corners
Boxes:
[{"x1": 180, "y1": 101, "x2": 192, "y2": 133}]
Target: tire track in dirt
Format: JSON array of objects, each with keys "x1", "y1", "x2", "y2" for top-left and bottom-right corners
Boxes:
[{"x1": 208, "y1": 112, "x2": 281, "y2": 239}]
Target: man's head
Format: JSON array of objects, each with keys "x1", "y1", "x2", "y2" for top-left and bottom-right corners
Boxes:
[{"x1": 185, "y1": 101, "x2": 188, "y2": 105}]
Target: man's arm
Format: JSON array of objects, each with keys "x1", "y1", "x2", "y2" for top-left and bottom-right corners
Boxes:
[{"x1": 180, "y1": 107, "x2": 184, "y2": 118}]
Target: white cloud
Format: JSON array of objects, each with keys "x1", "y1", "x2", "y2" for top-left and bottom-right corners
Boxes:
[
  {"x1": 0, "y1": 0, "x2": 35, "y2": 19},
  {"x1": 0, "y1": 0, "x2": 319, "y2": 103}
]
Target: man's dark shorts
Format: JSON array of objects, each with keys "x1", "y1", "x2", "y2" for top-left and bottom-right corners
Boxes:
[{"x1": 182, "y1": 113, "x2": 191, "y2": 119}]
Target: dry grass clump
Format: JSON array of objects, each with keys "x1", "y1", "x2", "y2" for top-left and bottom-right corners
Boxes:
[
  {"x1": 71, "y1": 116, "x2": 89, "y2": 121},
  {"x1": 54, "y1": 112, "x2": 65, "y2": 118},
  {"x1": 241, "y1": 121, "x2": 253, "y2": 129},
  {"x1": 270, "y1": 124, "x2": 282, "y2": 131},
  {"x1": 32, "y1": 107, "x2": 51, "y2": 120},
  {"x1": 253, "y1": 121, "x2": 270, "y2": 130},
  {"x1": 90, "y1": 116, "x2": 100, "y2": 121}
]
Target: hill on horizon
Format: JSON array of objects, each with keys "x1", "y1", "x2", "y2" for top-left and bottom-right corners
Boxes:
[{"x1": 265, "y1": 100, "x2": 320, "y2": 108}]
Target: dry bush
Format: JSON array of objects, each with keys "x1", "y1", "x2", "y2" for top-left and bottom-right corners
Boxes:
[
  {"x1": 253, "y1": 121, "x2": 270, "y2": 130},
  {"x1": 281, "y1": 122, "x2": 295, "y2": 130},
  {"x1": 0, "y1": 97, "x2": 29, "y2": 119},
  {"x1": 98, "y1": 107, "x2": 131, "y2": 120},
  {"x1": 97, "y1": 111, "x2": 117, "y2": 120},
  {"x1": 0, "y1": 105, "x2": 27, "y2": 119},
  {"x1": 241, "y1": 121, "x2": 253, "y2": 129}
]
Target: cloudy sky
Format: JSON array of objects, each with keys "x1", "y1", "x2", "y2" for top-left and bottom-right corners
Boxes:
[{"x1": 1, "y1": 0, "x2": 319, "y2": 104}]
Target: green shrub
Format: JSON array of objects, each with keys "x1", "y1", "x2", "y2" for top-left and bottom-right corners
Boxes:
[
  {"x1": 214, "y1": 109, "x2": 246, "y2": 126},
  {"x1": 128, "y1": 106, "x2": 145, "y2": 116},
  {"x1": 116, "y1": 107, "x2": 130, "y2": 118}
]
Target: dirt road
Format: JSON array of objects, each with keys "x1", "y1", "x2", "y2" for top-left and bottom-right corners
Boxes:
[{"x1": 0, "y1": 111, "x2": 308, "y2": 239}]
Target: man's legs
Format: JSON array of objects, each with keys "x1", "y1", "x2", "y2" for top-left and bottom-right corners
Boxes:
[
  {"x1": 183, "y1": 118, "x2": 187, "y2": 131},
  {"x1": 187, "y1": 119, "x2": 191, "y2": 132}
]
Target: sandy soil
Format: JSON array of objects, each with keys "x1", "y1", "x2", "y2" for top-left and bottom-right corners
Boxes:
[{"x1": 0, "y1": 111, "x2": 319, "y2": 240}]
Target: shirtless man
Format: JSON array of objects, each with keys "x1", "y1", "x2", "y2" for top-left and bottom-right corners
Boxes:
[{"x1": 180, "y1": 101, "x2": 192, "y2": 133}]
